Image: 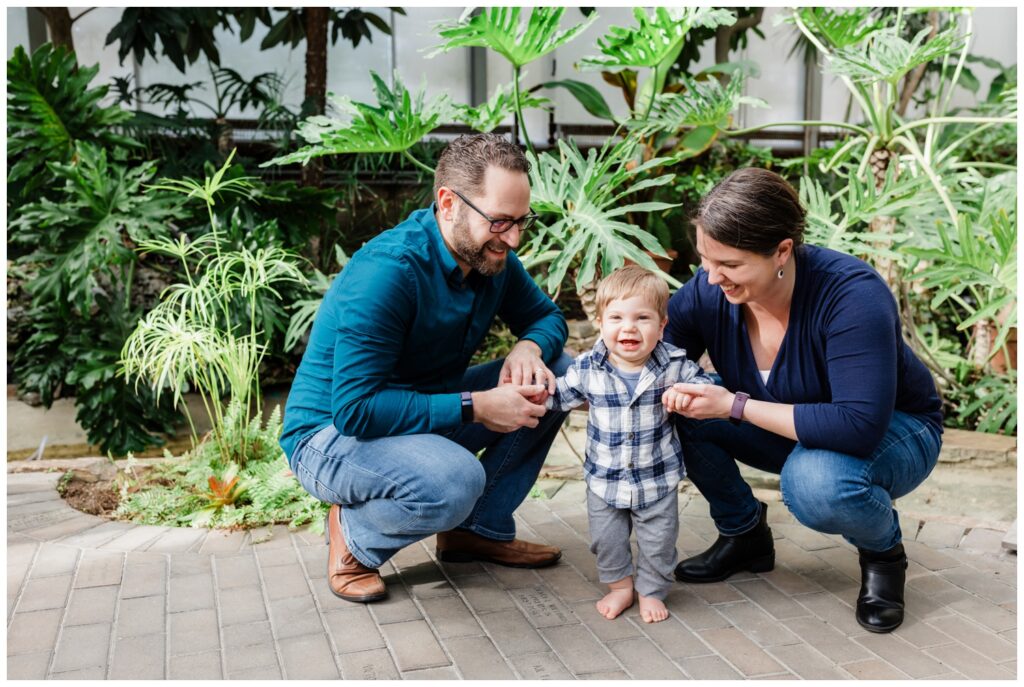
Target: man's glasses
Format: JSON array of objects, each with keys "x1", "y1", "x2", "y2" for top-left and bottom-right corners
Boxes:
[{"x1": 451, "y1": 189, "x2": 539, "y2": 234}]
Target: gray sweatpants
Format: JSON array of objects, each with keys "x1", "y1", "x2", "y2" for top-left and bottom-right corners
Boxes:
[{"x1": 586, "y1": 488, "x2": 679, "y2": 600}]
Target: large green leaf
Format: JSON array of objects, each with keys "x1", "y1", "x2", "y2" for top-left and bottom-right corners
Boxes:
[
  {"x1": 538, "y1": 79, "x2": 616, "y2": 122},
  {"x1": 579, "y1": 7, "x2": 735, "y2": 72},
  {"x1": 629, "y1": 75, "x2": 766, "y2": 135},
  {"x1": 784, "y1": 7, "x2": 883, "y2": 51},
  {"x1": 429, "y1": 7, "x2": 596, "y2": 69},
  {"x1": 453, "y1": 82, "x2": 550, "y2": 133},
  {"x1": 524, "y1": 138, "x2": 679, "y2": 294},
  {"x1": 262, "y1": 71, "x2": 453, "y2": 166},
  {"x1": 829, "y1": 25, "x2": 965, "y2": 86},
  {"x1": 6, "y1": 44, "x2": 137, "y2": 205}
]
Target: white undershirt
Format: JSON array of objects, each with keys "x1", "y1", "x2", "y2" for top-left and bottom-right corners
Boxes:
[{"x1": 759, "y1": 370, "x2": 770, "y2": 385}]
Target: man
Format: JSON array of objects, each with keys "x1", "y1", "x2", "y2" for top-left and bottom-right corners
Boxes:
[{"x1": 281, "y1": 133, "x2": 572, "y2": 602}]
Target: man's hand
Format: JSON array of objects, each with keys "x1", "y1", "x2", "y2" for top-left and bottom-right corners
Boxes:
[
  {"x1": 499, "y1": 340, "x2": 557, "y2": 395},
  {"x1": 662, "y1": 383, "x2": 733, "y2": 420},
  {"x1": 472, "y1": 384, "x2": 548, "y2": 433}
]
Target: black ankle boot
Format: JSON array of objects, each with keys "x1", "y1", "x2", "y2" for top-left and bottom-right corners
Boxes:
[
  {"x1": 674, "y1": 501, "x2": 774, "y2": 583},
  {"x1": 856, "y1": 543, "x2": 907, "y2": 633}
]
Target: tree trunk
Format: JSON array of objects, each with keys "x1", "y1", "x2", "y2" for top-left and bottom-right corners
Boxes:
[
  {"x1": 868, "y1": 148, "x2": 902, "y2": 298},
  {"x1": 39, "y1": 8, "x2": 75, "y2": 53},
  {"x1": 713, "y1": 8, "x2": 764, "y2": 85},
  {"x1": 302, "y1": 7, "x2": 329, "y2": 189}
]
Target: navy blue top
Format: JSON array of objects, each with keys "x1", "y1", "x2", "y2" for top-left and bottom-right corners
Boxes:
[
  {"x1": 280, "y1": 206, "x2": 567, "y2": 459},
  {"x1": 665, "y1": 244, "x2": 943, "y2": 458}
]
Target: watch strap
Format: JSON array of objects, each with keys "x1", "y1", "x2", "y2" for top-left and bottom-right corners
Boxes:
[
  {"x1": 460, "y1": 391, "x2": 474, "y2": 424},
  {"x1": 729, "y1": 391, "x2": 750, "y2": 425}
]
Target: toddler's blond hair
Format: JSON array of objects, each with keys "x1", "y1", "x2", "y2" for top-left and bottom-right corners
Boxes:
[{"x1": 596, "y1": 265, "x2": 669, "y2": 319}]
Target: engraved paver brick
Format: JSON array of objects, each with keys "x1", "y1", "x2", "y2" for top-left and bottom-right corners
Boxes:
[
  {"x1": 168, "y1": 650, "x2": 222, "y2": 679},
  {"x1": 222, "y1": 619, "x2": 274, "y2": 649},
  {"x1": 510, "y1": 584, "x2": 576, "y2": 627},
  {"x1": 6, "y1": 651, "x2": 51, "y2": 679},
  {"x1": 16, "y1": 574, "x2": 73, "y2": 612},
  {"x1": 923, "y1": 642, "x2": 1015, "y2": 679},
  {"x1": 699, "y1": 626, "x2": 786, "y2": 677},
  {"x1": 168, "y1": 573, "x2": 215, "y2": 613},
  {"x1": 767, "y1": 643, "x2": 848, "y2": 679},
  {"x1": 120, "y1": 561, "x2": 166, "y2": 599},
  {"x1": 928, "y1": 614, "x2": 1016, "y2": 662},
  {"x1": 213, "y1": 554, "x2": 260, "y2": 589},
  {"x1": 109, "y1": 633, "x2": 165, "y2": 679},
  {"x1": 718, "y1": 600, "x2": 802, "y2": 647},
  {"x1": 679, "y1": 655, "x2": 743, "y2": 679},
  {"x1": 268, "y1": 594, "x2": 323, "y2": 639},
  {"x1": 64, "y1": 584, "x2": 119, "y2": 626},
  {"x1": 116, "y1": 594, "x2": 165, "y2": 638},
  {"x1": 279, "y1": 632, "x2": 341, "y2": 679},
  {"x1": 445, "y1": 635, "x2": 516, "y2": 679},
  {"x1": 539, "y1": 624, "x2": 620, "y2": 675},
  {"x1": 74, "y1": 550, "x2": 124, "y2": 588},
  {"x1": 379, "y1": 619, "x2": 449, "y2": 671},
  {"x1": 853, "y1": 632, "x2": 949, "y2": 678},
  {"x1": 535, "y1": 562, "x2": 603, "y2": 602},
  {"x1": 458, "y1": 575, "x2": 516, "y2": 613},
  {"x1": 339, "y1": 648, "x2": 400, "y2": 680},
  {"x1": 917, "y1": 521, "x2": 966, "y2": 549},
  {"x1": 781, "y1": 615, "x2": 871, "y2": 664},
  {"x1": 51, "y1": 622, "x2": 111, "y2": 673},
  {"x1": 419, "y1": 595, "x2": 482, "y2": 638},
  {"x1": 477, "y1": 609, "x2": 548, "y2": 657},
  {"x1": 510, "y1": 652, "x2": 573, "y2": 679},
  {"x1": 30, "y1": 544, "x2": 79, "y2": 577},
  {"x1": 840, "y1": 658, "x2": 910, "y2": 679},
  {"x1": 217, "y1": 585, "x2": 268, "y2": 626},
  {"x1": 7, "y1": 608, "x2": 62, "y2": 655},
  {"x1": 607, "y1": 636, "x2": 685, "y2": 678},
  {"x1": 169, "y1": 608, "x2": 220, "y2": 656},
  {"x1": 324, "y1": 607, "x2": 387, "y2": 653}
]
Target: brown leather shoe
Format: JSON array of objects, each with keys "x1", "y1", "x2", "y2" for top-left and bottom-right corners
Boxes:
[
  {"x1": 325, "y1": 505, "x2": 387, "y2": 602},
  {"x1": 436, "y1": 529, "x2": 561, "y2": 568}
]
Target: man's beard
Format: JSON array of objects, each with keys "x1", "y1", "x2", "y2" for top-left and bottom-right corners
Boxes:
[{"x1": 451, "y1": 212, "x2": 508, "y2": 277}]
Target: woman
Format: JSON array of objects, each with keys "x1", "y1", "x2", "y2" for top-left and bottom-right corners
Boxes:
[{"x1": 662, "y1": 168, "x2": 943, "y2": 633}]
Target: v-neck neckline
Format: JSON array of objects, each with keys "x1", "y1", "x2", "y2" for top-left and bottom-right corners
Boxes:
[{"x1": 738, "y1": 257, "x2": 801, "y2": 396}]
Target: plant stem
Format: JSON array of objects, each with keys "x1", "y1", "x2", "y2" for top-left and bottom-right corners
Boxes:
[
  {"x1": 513, "y1": 65, "x2": 535, "y2": 156},
  {"x1": 725, "y1": 120, "x2": 872, "y2": 139},
  {"x1": 400, "y1": 149, "x2": 435, "y2": 175}
]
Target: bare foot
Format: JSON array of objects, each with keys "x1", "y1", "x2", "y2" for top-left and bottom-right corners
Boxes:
[
  {"x1": 638, "y1": 594, "x2": 669, "y2": 623},
  {"x1": 596, "y1": 578, "x2": 635, "y2": 620}
]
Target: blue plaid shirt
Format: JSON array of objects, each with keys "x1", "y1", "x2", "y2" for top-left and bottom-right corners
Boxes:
[{"x1": 548, "y1": 340, "x2": 712, "y2": 509}]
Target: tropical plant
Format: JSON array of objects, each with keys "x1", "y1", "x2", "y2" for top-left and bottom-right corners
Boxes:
[
  {"x1": 6, "y1": 44, "x2": 138, "y2": 209},
  {"x1": 430, "y1": 7, "x2": 598, "y2": 154},
  {"x1": 9, "y1": 142, "x2": 186, "y2": 453},
  {"x1": 121, "y1": 151, "x2": 310, "y2": 466}
]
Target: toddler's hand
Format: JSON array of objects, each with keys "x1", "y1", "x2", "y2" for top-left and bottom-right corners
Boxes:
[
  {"x1": 525, "y1": 389, "x2": 550, "y2": 406},
  {"x1": 662, "y1": 388, "x2": 695, "y2": 414}
]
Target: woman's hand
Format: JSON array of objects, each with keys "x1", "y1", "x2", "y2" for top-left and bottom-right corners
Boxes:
[{"x1": 662, "y1": 383, "x2": 734, "y2": 420}]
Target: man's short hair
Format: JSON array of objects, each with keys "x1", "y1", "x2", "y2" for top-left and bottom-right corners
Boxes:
[
  {"x1": 596, "y1": 265, "x2": 669, "y2": 319},
  {"x1": 433, "y1": 133, "x2": 530, "y2": 198}
]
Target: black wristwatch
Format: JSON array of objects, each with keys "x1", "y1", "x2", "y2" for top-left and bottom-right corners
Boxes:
[{"x1": 460, "y1": 391, "x2": 474, "y2": 424}]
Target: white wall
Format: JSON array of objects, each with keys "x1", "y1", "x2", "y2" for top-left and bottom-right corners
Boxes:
[{"x1": 5, "y1": 7, "x2": 1017, "y2": 135}]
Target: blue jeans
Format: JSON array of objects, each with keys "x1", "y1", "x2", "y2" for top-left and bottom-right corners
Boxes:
[
  {"x1": 290, "y1": 353, "x2": 572, "y2": 569},
  {"x1": 677, "y1": 410, "x2": 942, "y2": 552}
]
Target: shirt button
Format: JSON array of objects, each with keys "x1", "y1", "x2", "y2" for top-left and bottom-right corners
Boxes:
[{"x1": 627, "y1": 432, "x2": 635, "y2": 440}]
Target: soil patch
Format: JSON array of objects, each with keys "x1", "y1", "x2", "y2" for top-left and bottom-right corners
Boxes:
[{"x1": 61, "y1": 479, "x2": 121, "y2": 518}]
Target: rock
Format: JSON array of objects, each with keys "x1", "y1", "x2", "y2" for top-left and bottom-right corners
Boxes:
[
  {"x1": 939, "y1": 428, "x2": 1016, "y2": 466},
  {"x1": 8, "y1": 457, "x2": 117, "y2": 482}
]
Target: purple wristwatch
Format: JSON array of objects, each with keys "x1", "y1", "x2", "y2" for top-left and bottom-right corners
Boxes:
[{"x1": 729, "y1": 391, "x2": 750, "y2": 425}]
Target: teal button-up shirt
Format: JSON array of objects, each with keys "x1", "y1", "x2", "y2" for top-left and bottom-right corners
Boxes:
[{"x1": 280, "y1": 206, "x2": 568, "y2": 460}]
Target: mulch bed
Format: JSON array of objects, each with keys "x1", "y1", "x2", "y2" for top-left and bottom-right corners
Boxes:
[{"x1": 60, "y1": 480, "x2": 121, "y2": 518}]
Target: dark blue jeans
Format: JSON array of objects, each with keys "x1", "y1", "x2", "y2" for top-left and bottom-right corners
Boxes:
[
  {"x1": 291, "y1": 353, "x2": 572, "y2": 568},
  {"x1": 676, "y1": 410, "x2": 942, "y2": 552}
]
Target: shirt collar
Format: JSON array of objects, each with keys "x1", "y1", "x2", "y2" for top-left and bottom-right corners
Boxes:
[{"x1": 421, "y1": 204, "x2": 464, "y2": 286}]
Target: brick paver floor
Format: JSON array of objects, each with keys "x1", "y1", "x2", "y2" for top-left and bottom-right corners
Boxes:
[{"x1": 7, "y1": 472, "x2": 1017, "y2": 679}]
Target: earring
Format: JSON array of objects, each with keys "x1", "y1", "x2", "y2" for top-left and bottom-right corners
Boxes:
[{"x1": 777, "y1": 268, "x2": 785, "y2": 279}]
